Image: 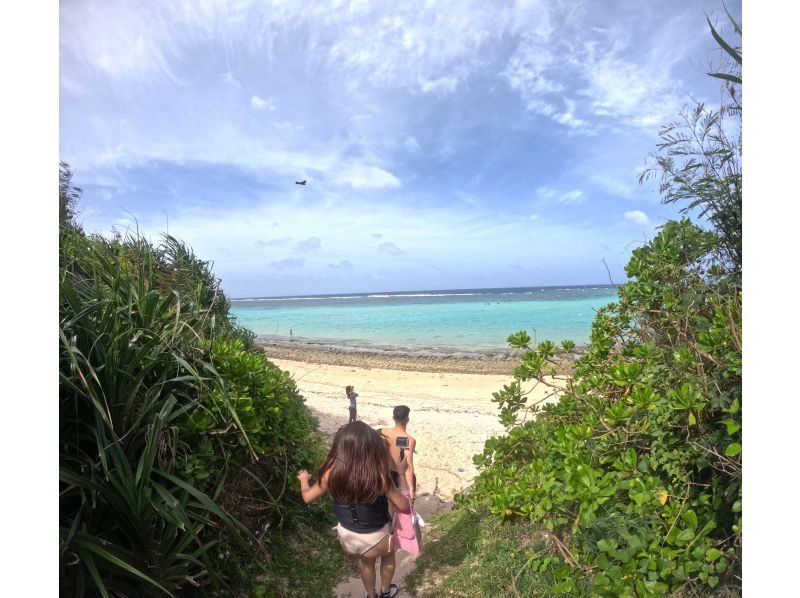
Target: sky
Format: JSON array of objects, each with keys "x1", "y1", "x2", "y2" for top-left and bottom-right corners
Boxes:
[{"x1": 60, "y1": 0, "x2": 741, "y2": 298}]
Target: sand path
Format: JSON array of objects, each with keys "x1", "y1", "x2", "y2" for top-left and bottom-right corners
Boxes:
[{"x1": 270, "y1": 357, "x2": 564, "y2": 597}]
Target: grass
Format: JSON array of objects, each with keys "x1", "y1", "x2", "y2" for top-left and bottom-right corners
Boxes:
[
  {"x1": 405, "y1": 506, "x2": 588, "y2": 598},
  {"x1": 247, "y1": 513, "x2": 349, "y2": 598}
]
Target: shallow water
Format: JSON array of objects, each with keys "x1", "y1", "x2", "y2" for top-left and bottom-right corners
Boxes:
[{"x1": 230, "y1": 285, "x2": 618, "y2": 351}]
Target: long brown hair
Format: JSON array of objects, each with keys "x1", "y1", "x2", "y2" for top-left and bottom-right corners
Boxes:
[{"x1": 317, "y1": 421, "x2": 393, "y2": 504}]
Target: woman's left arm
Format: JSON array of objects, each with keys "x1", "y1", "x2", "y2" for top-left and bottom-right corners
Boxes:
[
  {"x1": 386, "y1": 483, "x2": 411, "y2": 512},
  {"x1": 298, "y1": 470, "x2": 327, "y2": 504}
]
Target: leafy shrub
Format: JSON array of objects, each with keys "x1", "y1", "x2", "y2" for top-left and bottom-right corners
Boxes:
[
  {"x1": 59, "y1": 224, "x2": 325, "y2": 596},
  {"x1": 464, "y1": 218, "x2": 741, "y2": 596},
  {"x1": 452, "y1": 15, "x2": 742, "y2": 598}
]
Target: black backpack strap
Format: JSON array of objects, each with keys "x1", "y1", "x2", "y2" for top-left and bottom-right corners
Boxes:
[{"x1": 349, "y1": 505, "x2": 360, "y2": 525}]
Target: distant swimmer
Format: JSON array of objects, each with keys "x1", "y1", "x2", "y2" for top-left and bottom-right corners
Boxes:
[{"x1": 295, "y1": 179, "x2": 307, "y2": 185}]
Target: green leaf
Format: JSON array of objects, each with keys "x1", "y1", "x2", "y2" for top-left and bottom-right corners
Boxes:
[
  {"x1": 73, "y1": 536, "x2": 175, "y2": 597},
  {"x1": 705, "y1": 548, "x2": 722, "y2": 562},
  {"x1": 682, "y1": 509, "x2": 698, "y2": 532},
  {"x1": 81, "y1": 551, "x2": 110, "y2": 598},
  {"x1": 710, "y1": 72, "x2": 742, "y2": 85},
  {"x1": 598, "y1": 538, "x2": 618, "y2": 553},
  {"x1": 676, "y1": 528, "x2": 695, "y2": 543},
  {"x1": 725, "y1": 443, "x2": 742, "y2": 457},
  {"x1": 721, "y1": 418, "x2": 741, "y2": 436},
  {"x1": 707, "y1": 17, "x2": 741, "y2": 64}
]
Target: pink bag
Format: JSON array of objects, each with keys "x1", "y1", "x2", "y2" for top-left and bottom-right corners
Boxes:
[{"x1": 393, "y1": 490, "x2": 421, "y2": 555}]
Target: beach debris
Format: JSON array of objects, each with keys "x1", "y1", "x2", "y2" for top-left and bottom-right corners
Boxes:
[{"x1": 457, "y1": 467, "x2": 464, "y2": 472}]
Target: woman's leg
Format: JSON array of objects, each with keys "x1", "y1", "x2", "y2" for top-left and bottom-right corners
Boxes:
[
  {"x1": 358, "y1": 555, "x2": 377, "y2": 598},
  {"x1": 378, "y1": 550, "x2": 396, "y2": 594},
  {"x1": 362, "y1": 535, "x2": 396, "y2": 596}
]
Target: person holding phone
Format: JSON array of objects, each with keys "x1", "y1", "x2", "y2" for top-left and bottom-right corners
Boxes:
[
  {"x1": 380, "y1": 405, "x2": 417, "y2": 501},
  {"x1": 298, "y1": 421, "x2": 407, "y2": 598}
]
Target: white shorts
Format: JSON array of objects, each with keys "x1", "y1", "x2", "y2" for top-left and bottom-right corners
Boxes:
[{"x1": 336, "y1": 523, "x2": 393, "y2": 555}]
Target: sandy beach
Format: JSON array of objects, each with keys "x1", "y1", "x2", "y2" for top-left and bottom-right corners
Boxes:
[
  {"x1": 264, "y1": 342, "x2": 565, "y2": 501},
  {"x1": 264, "y1": 344, "x2": 567, "y2": 596}
]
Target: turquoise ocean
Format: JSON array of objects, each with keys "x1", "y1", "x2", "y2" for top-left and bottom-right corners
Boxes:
[{"x1": 230, "y1": 285, "x2": 618, "y2": 352}]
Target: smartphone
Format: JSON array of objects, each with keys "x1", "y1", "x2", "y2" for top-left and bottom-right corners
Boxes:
[{"x1": 395, "y1": 436, "x2": 409, "y2": 449}]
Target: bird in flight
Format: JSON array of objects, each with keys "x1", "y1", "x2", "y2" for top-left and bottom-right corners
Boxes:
[{"x1": 295, "y1": 179, "x2": 307, "y2": 185}]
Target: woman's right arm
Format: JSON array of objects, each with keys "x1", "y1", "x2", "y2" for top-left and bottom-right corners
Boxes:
[
  {"x1": 404, "y1": 437, "x2": 417, "y2": 501},
  {"x1": 298, "y1": 470, "x2": 327, "y2": 504}
]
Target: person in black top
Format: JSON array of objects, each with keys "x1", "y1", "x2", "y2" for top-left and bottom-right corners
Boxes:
[{"x1": 298, "y1": 421, "x2": 409, "y2": 598}]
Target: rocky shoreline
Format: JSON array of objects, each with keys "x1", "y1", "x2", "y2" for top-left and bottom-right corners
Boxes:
[
  {"x1": 256, "y1": 336, "x2": 582, "y2": 375},
  {"x1": 257, "y1": 337, "x2": 519, "y2": 375}
]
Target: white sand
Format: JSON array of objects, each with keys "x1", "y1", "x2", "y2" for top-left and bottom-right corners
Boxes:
[
  {"x1": 271, "y1": 357, "x2": 565, "y2": 597},
  {"x1": 273, "y1": 358, "x2": 564, "y2": 501}
]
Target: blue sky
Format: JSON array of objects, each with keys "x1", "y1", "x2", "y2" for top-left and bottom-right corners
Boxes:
[{"x1": 60, "y1": 0, "x2": 741, "y2": 298}]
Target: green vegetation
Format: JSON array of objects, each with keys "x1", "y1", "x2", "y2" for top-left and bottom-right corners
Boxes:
[
  {"x1": 59, "y1": 175, "x2": 346, "y2": 596},
  {"x1": 411, "y1": 14, "x2": 741, "y2": 598},
  {"x1": 406, "y1": 506, "x2": 592, "y2": 597}
]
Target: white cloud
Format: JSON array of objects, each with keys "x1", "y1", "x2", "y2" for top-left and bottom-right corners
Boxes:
[
  {"x1": 256, "y1": 237, "x2": 290, "y2": 247},
  {"x1": 536, "y1": 187, "x2": 586, "y2": 205},
  {"x1": 378, "y1": 242, "x2": 406, "y2": 256},
  {"x1": 624, "y1": 210, "x2": 652, "y2": 227},
  {"x1": 219, "y1": 71, "x2": 242, "y2": 88},
  {"x1": 269, "y1": 258, "x2": 305, "y2": 270},
  {"x1": 404, "y1": 136, "x2": 420, "y2": 152},
  {"x1": 558, "y1": 190, "x2": 585, "y2": 205},
  {"x1": 554, "y1": 111, "x2": 585, "y2": 128},
  {"x1": 502, "y1": 38, "x2": 562, "y2": 112},
  {"x1": 419, "y1": 75, "x2": 460, "y2": 95},
  {"x1": 294, "y1": 237, "x2": 322, "y2": 252},
  {"x1": 60, "y1": 1, "x2": 182, "y2": 83},
  {"x1": 584, "y1": 56, "x2": 682, "y2": 128},
  {"x1": 273, "y1": 121, "x2": 304, "y2": 134},
  {"x1": 59, "y1": 0, "x2": 728, "y2": 296},
  {"x1": 328, "y1": 260, "x2": 354, "y2": 270},
  {"x1": 250, "y1": 96, "x2": 276, "y2": 111},
  {"x1": 333, "y1": 162, "x2": 401, "y2": 189}
]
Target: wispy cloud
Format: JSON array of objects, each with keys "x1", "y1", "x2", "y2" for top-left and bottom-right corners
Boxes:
[
  {"x1": 60, "y1": 0, "x2": 736, "y2": 296},
  {"x1": 378, "y1": 242, "x2": 406, "y2": 256},
  {"x1": 250, "y1": 96, "x2": 276, "y2": 111},
  {"x1": 333, "y1": 162, "x2": 401, "y2": 190},
  {"x1": 294, "y1": 237, "x2": 322, "y2": 253},
  {"x1": 256, "y1": 237, "x2": 291, "y2": 247},
  {"x1": 328, "y1": 260, "x2": 354, "y2": 270},
  {"x1": 536, "y1": 187, "x2": 587, "y2": 206},
  {"x1": 269, "y1": 258, "x2": 305, "y2": 270},
  {"x1": 623, "y1": 210, "x2": 653, "y2": 228}
]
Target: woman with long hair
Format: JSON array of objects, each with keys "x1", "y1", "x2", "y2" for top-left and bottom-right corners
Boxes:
[{"x1": 298, "y1": 421, "x2": 409, "y2": 598}]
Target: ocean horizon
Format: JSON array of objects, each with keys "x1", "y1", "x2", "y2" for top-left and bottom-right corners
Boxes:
[{"x1": 230, "y1": 284, "x2": 618, "y2": 351}]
